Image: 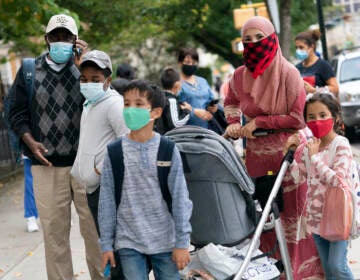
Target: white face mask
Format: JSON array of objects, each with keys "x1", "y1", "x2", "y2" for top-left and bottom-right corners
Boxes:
[{"x1": 80, "y1": 82, "x2": 107, "y2": 104}]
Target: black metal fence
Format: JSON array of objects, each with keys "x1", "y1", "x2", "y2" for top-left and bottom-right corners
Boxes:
[
  {"x1": 0, "y1": 112, "x2": 17, "y2": 169},
  {"x1": 0, "y1": 76, "x2": 20, "y2": 177}
]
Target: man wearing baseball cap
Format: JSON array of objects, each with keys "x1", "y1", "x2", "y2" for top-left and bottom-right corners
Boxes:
[{"x1": 8, "y1": 14, "x2": 103, "y2": 280}]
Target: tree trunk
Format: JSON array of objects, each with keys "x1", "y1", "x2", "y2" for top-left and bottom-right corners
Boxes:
[{"x1": 279, "y1": 0, "x2": 292, "y2": 60}]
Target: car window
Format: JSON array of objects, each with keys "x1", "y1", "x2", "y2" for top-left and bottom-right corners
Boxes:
[{"x1": 340, "y1": 56, "x2": 360, "y2": 83}]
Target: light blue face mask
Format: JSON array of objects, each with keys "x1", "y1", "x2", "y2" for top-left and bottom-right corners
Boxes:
[
  {"x1": 295, "y1": 49, "x2": 309, "y2": 61},
  {"x1": 80, "y1": 82, "x2": 107, "y2": 104},
  {"x1": 49, "y1": 42, "x2": 73, "y2": 63}
]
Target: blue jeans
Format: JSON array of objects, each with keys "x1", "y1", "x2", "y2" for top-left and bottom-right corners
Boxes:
[
  {"x1": 24, "y1": 158, "x2": 38, "y2": 218},
  {"x1": 118, "y1": 248, "x2": 179, "y2": 280},
  {"x1": 313, "y1": 234, "x2": 354, "y2": 279}
]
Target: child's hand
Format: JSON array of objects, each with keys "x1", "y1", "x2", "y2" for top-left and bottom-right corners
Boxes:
[
  {"x1": 102, "y1": 251, "x2": 116, "y2": 270},
  {"x1": 172, "y1": 248, "x2": 190, "y2": 270},
  {"x1": 306, "y1": 137, "x2": 320, "y2": 157},
  {"x1": 180, "y1": 102, "x2": 192, "y2": 111},
  {"x1": 284, "y1": 133, "x2": 300, "y2": 154}
]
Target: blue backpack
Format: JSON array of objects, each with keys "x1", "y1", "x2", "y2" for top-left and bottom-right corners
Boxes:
[{"x1": 3, "y1": 58, "x2": 35, "y2": 160}]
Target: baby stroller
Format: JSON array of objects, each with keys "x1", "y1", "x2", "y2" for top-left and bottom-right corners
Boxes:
[{"x1": 166, "y1": 126, "x2": 294, "y2": 280}]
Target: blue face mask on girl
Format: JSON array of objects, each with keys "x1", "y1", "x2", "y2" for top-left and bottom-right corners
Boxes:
[
  {"x1": 49, "y1": 42, "x2": 74, "y2": 63},
  {"x1": 295, "y1": 49, "x2": 309, "y2": 61}
]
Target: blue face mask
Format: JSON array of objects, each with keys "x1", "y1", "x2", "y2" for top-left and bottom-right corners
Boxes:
[
  {"x1": 295, "y1": 49, "x2": 308, "y2": 61},
  {"x1": 49, "y1": 42, "x2": 73, "y2": 63},
  {"x1": 80, "y1": 82, "x2": 107, "y2": 104}
]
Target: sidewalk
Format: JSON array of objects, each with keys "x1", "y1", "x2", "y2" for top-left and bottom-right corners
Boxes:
[
  {"x1": 1, "y1": 150, "x2": 360, "y2": 280},
  {"x1": 0, "y1": 174, "x2": 91, "y2": 280}
]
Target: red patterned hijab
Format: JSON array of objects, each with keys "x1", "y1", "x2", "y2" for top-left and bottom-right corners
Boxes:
[{"x1": 232, "y1": 16, "x2": 303, "y2": 115}]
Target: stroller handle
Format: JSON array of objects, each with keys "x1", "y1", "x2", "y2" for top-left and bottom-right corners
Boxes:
[{"x1": 222, "y1": 128, "x2": 273, "y2": 140}]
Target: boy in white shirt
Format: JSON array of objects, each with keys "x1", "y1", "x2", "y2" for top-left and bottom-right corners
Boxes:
[{"x1": 71, "y1": 50, "x2": 128, "y2": 234}]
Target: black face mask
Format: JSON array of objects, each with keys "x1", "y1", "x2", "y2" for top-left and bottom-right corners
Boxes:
[{"x1": 182, "y1": 64, "x2": 198, "y2": 76}]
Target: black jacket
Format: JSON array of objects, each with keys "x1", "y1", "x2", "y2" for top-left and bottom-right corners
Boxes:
[{"x1": 155, "y1": 91, "x2": 190, "y2": 134}]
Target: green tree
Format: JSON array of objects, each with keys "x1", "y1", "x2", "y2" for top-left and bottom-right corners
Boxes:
[
  {"x1": 0, "y1": 0, "x2": 79, "y2": 57},
  {"x1": 0, "y1": 0, "x2": 334, "y2": 68}
]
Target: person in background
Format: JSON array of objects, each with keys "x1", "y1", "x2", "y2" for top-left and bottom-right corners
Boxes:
[
  {"x1": 111, "y1": 63, "x2": 135, "y2": 95},
  {"x1": 98, "y1": 80, "x2": 192, "y2": 279},
  {"x1": 8, "y1": 14, "x2": 103, "y2": 280},
  {"x1": 177, "y1": 47, "x2": 217, "y2": 129},
  {"x1": 285, "y1": 93, "x2": 354, "y2": 279},
  {"x1": 295, "y1": 29, "x2": 339, "y2": 98},
  {"x1": 23, "y1": 155, "x2": 40, "y2": 232},
  {"x1": 155, "y1": 67, "x2": 191, "y2": 134},
  {"x1": 219, "y1": 73, "x2": 233, "y2": 104},
  {"x1": 214, "y1": 76, "x2": 222, "y2": 94},
  {"x1": 71, "y1": 50, "x2": 128, "y2": 235},
  {"x1": 224, "y1": 16, "x2": 323, "y2": 279}
]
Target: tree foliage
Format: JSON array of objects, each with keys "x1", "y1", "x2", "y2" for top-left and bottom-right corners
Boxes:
[
  {"x1": 0, "y1": 0, "x2": 79, "y2": 55},
  {"x1": 1, "y1": 0, "x2": 334, "y2": 69}
]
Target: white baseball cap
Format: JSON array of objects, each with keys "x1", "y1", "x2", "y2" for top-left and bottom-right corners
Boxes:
[{"x1": 46, "y1": 14, "x2": 78, "y2": 36}]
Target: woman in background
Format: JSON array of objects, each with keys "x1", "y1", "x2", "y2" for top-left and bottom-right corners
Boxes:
[{"x1": 295, "y1": 29, "x2": 339, "y2": 98}]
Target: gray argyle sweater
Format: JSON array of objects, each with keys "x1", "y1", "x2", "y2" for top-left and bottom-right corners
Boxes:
[{"x1": 9, "y1": 53, "x2": 83, "y2": 166}]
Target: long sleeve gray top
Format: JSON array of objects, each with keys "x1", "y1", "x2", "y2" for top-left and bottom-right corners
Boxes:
[{"x1": 98, "y1": 133, "x2": 192, "y2": 254}]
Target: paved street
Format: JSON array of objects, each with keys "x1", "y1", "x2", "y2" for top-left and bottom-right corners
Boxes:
[{"x1": 0, "y1": 143, "x2": 359, "y2": 280}]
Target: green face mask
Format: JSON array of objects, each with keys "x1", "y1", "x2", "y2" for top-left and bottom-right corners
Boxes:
[{"x1": 123, "y1": 107, "x2": 151, "y2": 131}]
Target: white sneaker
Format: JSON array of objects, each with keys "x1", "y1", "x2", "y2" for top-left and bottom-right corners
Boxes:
[{"x1": 26, "y1": 216, "x2": 39, "y2": 232}]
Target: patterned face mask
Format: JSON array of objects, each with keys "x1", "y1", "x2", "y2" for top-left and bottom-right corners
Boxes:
[{"x1": 243, "y1": 32, "x2": 278, "y2": 79}]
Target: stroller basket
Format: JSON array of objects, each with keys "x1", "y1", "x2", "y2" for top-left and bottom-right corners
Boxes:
[{"x1": 166, "y1": 126, "x2": 256, "y2": 247}]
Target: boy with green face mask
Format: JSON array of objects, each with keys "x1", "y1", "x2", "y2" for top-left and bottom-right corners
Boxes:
[{"x1": 98, "y1": 80, "x2": 193, "y2": 279}]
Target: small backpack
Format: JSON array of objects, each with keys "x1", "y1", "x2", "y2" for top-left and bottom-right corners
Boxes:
[
  {"x1": 107, "y1": 135, "x2": 175, "y2": 213},
  {"x1": 3, "y1": 58, "x2": 35, "y2": 161},
  {"x1": 329, "y1": 137, "x2": 360, "y2": 240}
]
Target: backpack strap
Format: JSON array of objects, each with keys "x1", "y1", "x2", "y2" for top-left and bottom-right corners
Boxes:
[
  {"x1": 157, "y1": 135, "x2": 175, "y2": 214},
  {"x1": 107, "y1": 139, "x2": 124, "y2": 209},
  {"x1": 107, "y1": 136, "x2": 175, "y2": 214},
  {"x1": 21, "y1": 58, "x2": 35, "y2": 107}
]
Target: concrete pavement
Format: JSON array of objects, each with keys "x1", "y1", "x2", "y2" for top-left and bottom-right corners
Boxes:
[
  {"x1": 0, "y1": 144, "x2": 360, "y2": 280},
  {"x1": 0, "y1": 174, "x2": 92, "y2": 280}
]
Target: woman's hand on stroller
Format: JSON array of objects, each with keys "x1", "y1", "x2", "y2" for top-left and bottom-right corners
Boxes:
[
  {"x1": 172, "y1": 248, "x2": 190, "y2": 270},
  {"x1": 283, "y1": 133, "x2": 300, "y2": 155},
  {"x1": 224, "y1": 123, "x2": 242, "y2": 139},
  {"x1": 240, "y1": 118, "x2": 257, "y2": 139}
]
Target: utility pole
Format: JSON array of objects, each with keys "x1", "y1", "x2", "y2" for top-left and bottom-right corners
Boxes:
[{"x1": 316, "y1": 0, "x2": 329, "y2": 60}]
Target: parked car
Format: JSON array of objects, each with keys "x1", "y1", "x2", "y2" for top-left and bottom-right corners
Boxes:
[{"x1": 331, "y1": 49, "x2": 360, "y2": 140}]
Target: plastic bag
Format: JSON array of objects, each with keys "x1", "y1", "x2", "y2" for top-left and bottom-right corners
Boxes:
[
  {"x1": 195, "y1": 243, "x2": 280, "y2": 280},
  {"x1": 320, "y1": 186, "x2": 353, "y2": 241}
]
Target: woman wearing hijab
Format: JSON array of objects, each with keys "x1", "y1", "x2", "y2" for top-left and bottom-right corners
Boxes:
[{"x1": 224, "y1": 16, "x2": 323, "y2": 279}]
